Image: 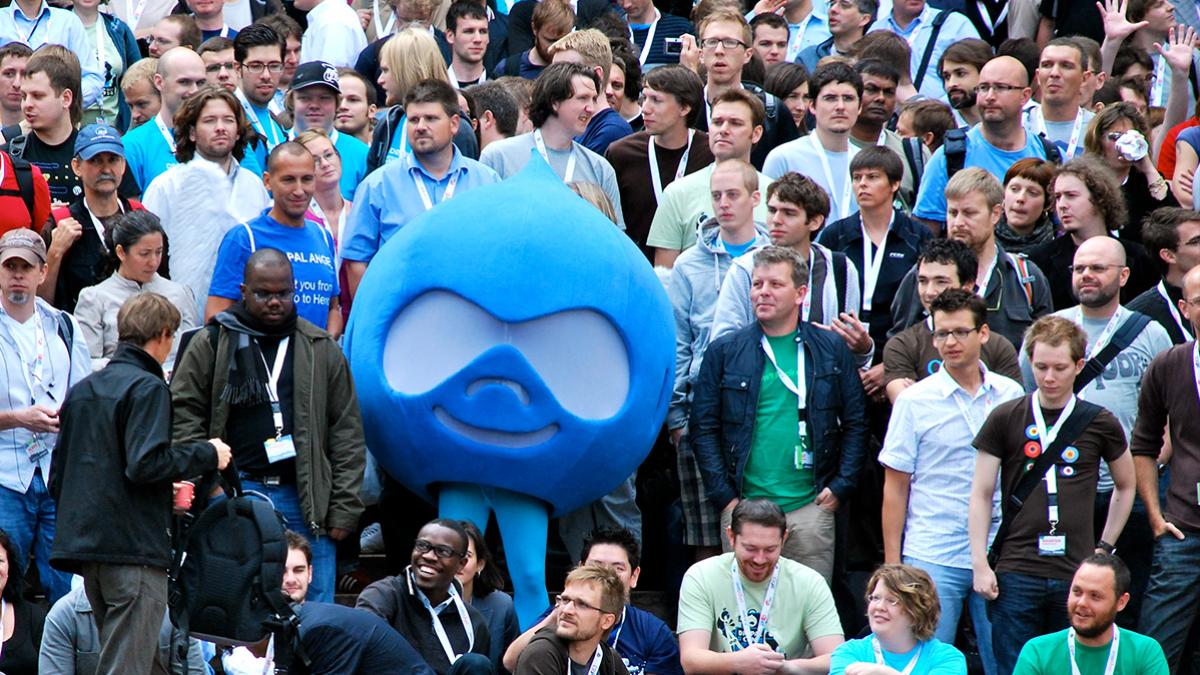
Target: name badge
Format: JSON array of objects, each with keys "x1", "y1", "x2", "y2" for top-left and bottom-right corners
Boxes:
[
  {"x1": 264, "y1": 435, "x2": 297, "y2": 463},
  {"x1": 25, "y1": 435, "x2": 48, "y2": 463},
  {"x1": 1038, "y1": 534, "x2": 1067, "y2": 557}
]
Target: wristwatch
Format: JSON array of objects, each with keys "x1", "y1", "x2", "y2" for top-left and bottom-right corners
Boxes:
[{"x1": 1096, "y1": 539, "x2": 1116, "y2": 555}]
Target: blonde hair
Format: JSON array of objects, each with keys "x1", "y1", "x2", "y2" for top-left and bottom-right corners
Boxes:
[
  {"x1": 568, "y1": 181, "x2": 618, "y2": 224},
  {"x1": 712, "y1": 159, "x2": 758, "y2": 194},
  {"x1": 380, "y1": 27, "x2": 448, "y2": 106},
  {"x1": 564, "y1": 563, "x2": 625, "y2": 615},
  {"x1": 697, "y1": 9, "x2": 752, "y2": 46},
  {"x1": 866, "y1": 565, "x2": 941, "y2": 643},
  {"x1": 550, "y1": 29, "x2": 613, "y2": 86},
  {"x1": 945, "y1": 166, "x2": 1004, "y2": 209},
  {"x1": 121, "y1": 57, "x2": 159, "y2": 94}
]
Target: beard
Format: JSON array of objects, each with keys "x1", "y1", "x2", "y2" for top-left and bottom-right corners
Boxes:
[
  {"x1": 948, "y1": 90, "x2": 977, "y2": 110},
  {"x1": 1073, "y1": 610, "x2": 1118, "y2": 638}
]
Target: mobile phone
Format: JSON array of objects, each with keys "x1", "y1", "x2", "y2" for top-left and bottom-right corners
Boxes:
[{"x1": 665, "y1": 38, "x2": 684, "y2": 55}]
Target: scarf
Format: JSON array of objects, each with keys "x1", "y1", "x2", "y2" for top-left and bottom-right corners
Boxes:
[
  {"x1": 212, "y1": 302, "x2": 298, "y2": 407},
  {"x1": 994, "y1": 213, "x2": 1056, "y2": 255}
]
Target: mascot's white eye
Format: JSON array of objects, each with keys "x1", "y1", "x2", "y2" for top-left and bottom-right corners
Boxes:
[{"x1": 384, "y1": 291, "x2": 631, "y2": 419}]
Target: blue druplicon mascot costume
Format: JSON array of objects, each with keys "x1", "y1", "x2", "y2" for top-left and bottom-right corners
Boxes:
[{"x1": 344, "y1": 156, "x2": 674, "y2": 628}]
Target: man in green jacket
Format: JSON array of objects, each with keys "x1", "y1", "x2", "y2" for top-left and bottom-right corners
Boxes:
[{"x1": 170, "y1": 247, "x2": 365, "y2": 603}]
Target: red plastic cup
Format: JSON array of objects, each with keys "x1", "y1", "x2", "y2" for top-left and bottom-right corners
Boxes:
[{"x1": 173, "y1": 481, "x2": 195, "y2": 512}]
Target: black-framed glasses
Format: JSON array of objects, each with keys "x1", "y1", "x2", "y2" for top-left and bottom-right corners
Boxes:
[
  {"x1": 932, "y1": 328, "x2": 979, "y2": 342},
  {"x1": 241, "y1": 62, "x2": 285, "y2": 74},
  {"x1": 700, "y1": 37, "x2": 747, "y2": 50},
  {"x1": 414, "y1": 539, "x2": 463, "y2": 559},
  {"x1": 973, "y1": 83, "x2": 1024, "y2": 95},
  {"x1": 555, "y1": 594, "x2": 613, "y2": 614}
]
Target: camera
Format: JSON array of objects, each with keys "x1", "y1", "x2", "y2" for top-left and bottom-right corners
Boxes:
[{"x1": 665, "y1": 38, "x2": 684, "y2": 55}]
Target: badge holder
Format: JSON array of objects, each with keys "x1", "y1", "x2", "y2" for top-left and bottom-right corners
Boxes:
[
  {"x1": 1037, "y1": 492, "x2": 1066, "y2": 557},
  {"x1": 795, "y1": 409, "x2": 813, "y2": 471}
]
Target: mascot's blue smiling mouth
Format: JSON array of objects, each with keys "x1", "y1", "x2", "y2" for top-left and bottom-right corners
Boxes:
[{"x1": 433, "y1": 406, "x2": 560, "y2": 448}]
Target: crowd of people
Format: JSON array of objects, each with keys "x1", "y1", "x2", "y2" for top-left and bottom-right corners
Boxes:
[{"x1": 0, "y1": 0, "x2": 1191, "y2": 670}]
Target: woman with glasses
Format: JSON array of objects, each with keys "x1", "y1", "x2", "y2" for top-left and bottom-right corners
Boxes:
[
  {"x1": 456, "y1": 521, "x2": 520, "y2": 669},
  {"x1": 74, "y1": 210, "x2": 197, "y2": 373},
  {"x1": 297, "y1": 129, "x2": 353, "y2": 322},
  {"x1": 1083, "y1": 103, "x2": 1178, "y2": 243},
  {"x1": 830, "y1": 564, "x2": 967, "y2": 675}
]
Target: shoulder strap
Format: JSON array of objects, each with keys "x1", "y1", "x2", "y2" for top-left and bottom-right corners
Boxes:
[
  {"x1": 1038, "y1": 132, "x2": 1063, "y2": 165},
  {"x1": 832, "y1": 250, "x2": 848, "y2": 313},
  {"x1": 10, "y1": 155, "x2": 34, "y2": 219},
  {"x1": 913, "y1": 9, "x2": 950, "y2": 92},
  {"x1": 987, "y1": 400, "x2": 1104, "y2": 567},
  {"x1": 944, "y1": 127, "x2": 968, "y2": 178},
  {"x1": 241, "y1": 222, "x2": 257, "y2": 252},
  {"x1": 1006, "y1": 252, "x2": 1035, "y2": 307},
  {"x1": 1074, "y1": 312, "x2": 1153, "y2": 392},
  {"x1": 7, "y1": 134, "x2": 27, "y2": 160},
  {"x1": 902, "y1": 136, "x2": 925, "y2": 189},
  {"x1": 55, "y1": 311, "x2": 73, "y2": 374}
]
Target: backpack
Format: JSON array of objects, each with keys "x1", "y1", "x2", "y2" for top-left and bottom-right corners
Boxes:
[
  {"x1": 169, "y1": 469, "x2": 303, "y2": 672},
  {"x1": 0, "y1": 142, "x2": 38, "y2": 220},
  {"x1": 943, "y1": 126, "x2": 1063, "y2": 178},
  {"x1": 913, "y1": 9, "x2": 951, "y2": 92}
]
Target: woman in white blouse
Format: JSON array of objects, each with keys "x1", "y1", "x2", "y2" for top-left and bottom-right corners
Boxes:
[{"x1": 74, "y1": 210, "x2": 197, "y2": 372}]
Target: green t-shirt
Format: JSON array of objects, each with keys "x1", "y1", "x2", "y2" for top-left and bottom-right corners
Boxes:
[
  {"x1": 1013, "y1": 628, "x2": 1168, "y2": 675},
  {"x1": 743, "y1": 334, "x2": 815, "y2": 511},
  {"x1": 83, "y1": 20, "x2": 124, "y2": 126},
  {"x1": 677, "y1": 552, "x2": 843, "y2": 658},
  {"x1": 644, "y1": 164, "x2": 772, "y2": 251}
]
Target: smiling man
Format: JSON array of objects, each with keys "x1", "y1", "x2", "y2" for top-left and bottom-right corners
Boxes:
[{"x1": 357, "y1": 519, "x2": 495, "y2": 675}]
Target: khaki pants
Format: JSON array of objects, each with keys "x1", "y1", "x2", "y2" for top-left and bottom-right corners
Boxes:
[{"x1": 721, "y1": 501, "x2": 836, "y2": 584}]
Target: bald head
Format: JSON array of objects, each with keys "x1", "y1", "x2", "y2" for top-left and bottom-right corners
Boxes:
[
  {"x1": 981, "y1": 56, "x2": 1029, "y2": 87},
  {"x1": 976, "y1": 56, "x2": 1032, "y2": 129},
  {"x1": 1075, "y1": 236, "x2": 1126, "y2": 267},
  {"x1": 1184, "y1": 265, "x2": 1200, "y2": 304},
  {"x1": 1072, "y1": 236, "x2": 1128, "y2": 310},
  {"x1": 154, "y1": 48, "x2": 206, "y2": 118},
  {"x1": 1182, "y1": 265, "x2": 1200, "y2": 335}
]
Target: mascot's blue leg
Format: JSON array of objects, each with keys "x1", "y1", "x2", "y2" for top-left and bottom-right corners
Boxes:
[
  {"x1": 438, "y1": 482, "x2": 493, "y2": 532},
  {"x1": 493, "y1": 489, "x2": 551, "y2": 630}
]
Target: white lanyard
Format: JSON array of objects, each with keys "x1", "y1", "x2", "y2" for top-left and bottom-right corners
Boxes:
[
  {"x1": 414, "y1": 169, "x2": 460, "y2": 210},
  {"x1": 82, "y1": 197, "x2": 125, "y2": 252},
  {"x1": 1071, "y1": 307, "x2": 1124, "y2": 362},
  {"x1": 731, "y1": 557, "x2": 780, "y2": 649},
  {"x1": 373, "y1": 0, "x2": 396, "y2": 37},
  {"x1": 647, "y1": 130, "x2": 693, "y2": 203},
  {"x1": 218, "y1": 24, "x2": 232, "y2": 37},
  {"x1": 237, "y1": 89, "x2": 284, "y2": 150},
  {"x1": 260, "y1": 336, "x2": 289, "y2": 437},
  {"x1": 1068, "y1": 626, "x2": 1119, "y2": 675},
  {"x1": 125, "y1": 0, "x2": 150, "y2": 27},
  {"x1": 534, "y1": 129, "x2": 576, "y2": 182},
  {"x1": 975, "y1": 0, "x2": 1008, "y2": 35},
  {"x1": 415, "y1": 576, "x2": 475, "y2": 665},
  {"x1": 859, "y1": 213, "x2": 892, "y2": 311},
  {"x1": 11, "y1": 314, "x2": 47, "y2": 401},
  {"x1": 811, "y1": 134, "x2": 855, "y2": 221},
  {"x1": 786, "y1": 16, "x2": 808, "y2": 63},
  {"x1": 1151, "y1": 56, "x2": 1166, "y2": 108},
  {"x1": 154, "y1": 113, "x2": 175, "y2": 152},
  {"x1": 91, "y1": 19, "x2": 106, "y2": 84},
  {"x1": 872, "y1": 638, "x2": 922, "y2": 675},
  {"x1": 1160, "y1": 281, "x2": 1191, "y2": 338},
  {"x1": 0, "y1": 598, "x2": 6, "y2": 659},
  {"x1": 761, "y1": 334, "x2": 807, "y2": 403},
  {"x1": 447, "y1": 66, "x2": 487, "y2": 89},
  {"x1": 631, "y1": 10, "x2": 660, "y2": 65},
  {"x1": 1032, "y1": 394, "x2": 1076, "y2": 528},
  {"x1": 1193, "y1": 341, "x2": 1200, "y2": 409},
  {"x1": 977, "y1": 251, "x2": 999, "y2": 298},
  {"x1": 573, "y1": 644, "x2": 604, "y2": 675},
  {"x1": 1033, "y1": 106, "x2": 1084, "y2": 158},
  {"x1": 950, "y1": 379, "x2": 992, "y2": 436},
  {"x1": 608, "y1": 607, "x2": 626, "y2": 650}
]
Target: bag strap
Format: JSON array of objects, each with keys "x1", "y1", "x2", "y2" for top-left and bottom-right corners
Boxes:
[
  {"x1": 987, "y1": 399, "x2": 1103, "y2": 567},
  {"x1": 1074, "y1": 312, "x2": 1152, "y2": 392},
  {"x1": 1038, "y1": 132, "x2": 1063, "y2": 165},
  {"x1": 903, "y1": 136, "x2": 925, "y2": 190},
  {"x1": 913, "y1": 9, "x2": 950, "y2": 92},
  {"x1": 55, "y1": 311, "x2": 73, "y2": 374},
  {"x1": 944, "y1": 126, "x2": 968, "y2": 178},
  {"x1": 832, "y1": 250, "x2": 848, "y2": 314},
  {"x1": 11, "y1": 155, "x2": 34, "y2": 220},
  {"x1": 1005, "y1": 252, "x2": 1035, "y2": 307}
]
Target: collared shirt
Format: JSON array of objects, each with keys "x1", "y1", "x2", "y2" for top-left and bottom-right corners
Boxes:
[
  {"x1": 300, "y1": 0, "x2": 368, "y2": 68},
  {"x1": 868, "y1": 4, "x2": 980, "y2": 100},
  {"x1": 341, "y1": 148, "x2": 500, "y2": 264},
  {"x1": 879, "y1": 364, "x2": 1025, "y2": 568},
  {"x1": 0, "y1": 299, "x2": 90, "y2": 493},
  {"x1": 0, "y1": 1, "x2": 103, "y2": 107}
]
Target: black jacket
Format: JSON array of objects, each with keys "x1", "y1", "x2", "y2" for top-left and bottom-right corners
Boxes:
[
  {"x1": 689, "y1": 320, "x2": 868, "y2": 510},
  {"x1": 49, "y1": 343, "x2": 217, "y2": 572}
]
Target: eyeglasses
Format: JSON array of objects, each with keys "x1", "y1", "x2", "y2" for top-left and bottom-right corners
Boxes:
[
  {"x1": 555, "y1": 595, "x2": 613, "y2": 614},
  {"x1": 1104, "y1": 131, "x2": 1127, "y2": 142},
  {"x1": 867, "y1": 594, "x2": 902, "y2": 608},
  {"x1": 312, "y1": 150, "x2": 339, "y2": 166},
  {"x1": 241, "y1": 62, "x2": 285, "y2": 74},
  {"x1": 700, "y1": 37, "x2": 748, "y2": 50},
  {"x1": 973, "y1": 83, "x2": 1025, "y2": 95},
  {"x1": 205, "y1": 62, "x2": 236, "y2": 74},
  {"x1": 1069, "y1": 263, "x2": 1123, "y2": 275},
  {"x1": 250, "y1": 288, "x2": 293, "y2": 302},
  {"x1": 414, "y1": 539, "x2": 463, "y2": 559},
  {"x1": 932, "y1": 328, "x2": 979, "y2": 342}
]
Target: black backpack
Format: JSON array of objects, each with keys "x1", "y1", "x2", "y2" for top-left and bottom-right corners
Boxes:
[
  {"x1": 169, "y1": 469, "x2": 303, "y2": 673},
  {"x1": 943, "y1": 126, "x2": 1063, "y2": 178},
  {"x1": 0, "y1": 134, "x2": 39, "y2": 220}
]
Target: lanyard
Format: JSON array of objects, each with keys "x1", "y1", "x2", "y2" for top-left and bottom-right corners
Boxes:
[
  {"x1": 414, "y1": 168, "x2": 460, "y2": 210},
  {"x1": 631, "y1": 10, "x2": 660, "y2": 65},
  {"x1": 872, "y1": 639, "x2": 922, "y2": 675},
  {"x1": 1032, "y1": 394, "x2": 1076, "y2": 529},
  {"x1": 1160, "y1": 281, "x2": 1191, "y2": 338},
  {"x1": 0, "y1": 598, "x2": 6, "y2": 659},
  {"x1": 977, "y1": 251, "x2": 999, "y2": 298},
  {"x1": 786, "y1": 16, "x2": 808, "y2": 63},
  {"x1": 975, "y1": 0, "x2": 1008, "y2": 35},
  {"x1": 648, "y1": 130, "x2": 693, "y2": 203},
  {"x1": 1071, "y1": 307, "x2": 1123, "y2": 363},
  {"x1": 90, "y1": 20, "x2": 106, "y2": 87},
  {"x1": 22, "y1": 10, "x2": 45, "y2": 43},
  {"x1": 1151, "y1": 56, "x2": 1166, "y2": 108},
  {"x1": 414, "y1": 573, "x2": 475, "y2": 665},
  {"x1": 125, "y1": 0, "x2": 150, "y2": 27},
  {"x1": 82, "y1": 197, "x2": 125, "y2": 252},
  {"x1": 607, "y1": 607, "x2": 626, "y2": 650},
  {"x1": 236, "y1": 89, "x2": 284, "y2": 150},
  {"x1": 373, "y1": 0, "x2": 396, "y2": 37},
  {"x1": 10, "y1": 313, "x2": 47, "y2": 401},
  {"x1": 447, "y1": 65, "x2": 486, "y2": 89},
  {"x1": 730, "y1": 557, "x2": 780, "y2": 649},
  {"x1": 1193, "y1": 341, "x2": 1200, "y2": 409},
  {"x1": 572, "y1": 644, "x2": 604, "y2": 675},
  {"x1": 810, "y1": 134, "x2": 855, "y2": 221},
  {"x1": 534, "y1": 129, "x2": 576, "y2": 182},
  {"x1": 260, "y1": 336, "x2": 289, "y2": 437},
  {"x1": 860, "y1": 213, "x2": 892, "y2": 311},
  {"x1": 154, "y1": 113, "x2": 175, "y2": 152},
  {"x1": 1032, "y1": 105, "x2": 1084, "y2": 158},
  {"x1": 1068, "y1": 626, "x2": 1119, "y2": 675},
  {"x1": 950, "y1": 376, "x2": 992, "y2": 436},
  {"x1": 761, "y1": 334, "x2": 806, "y2": 404}
]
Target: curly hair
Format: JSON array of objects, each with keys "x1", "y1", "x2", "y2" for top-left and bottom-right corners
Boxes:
[
  {"x1": 866, "y1": 564, "x2": 940, "y2": 642},
  {"x1": 173, "y1": 85, "x2": 252, "y2": 163},
  {"x1": 1053, "y1": 155, "x2": 1128, "y2": 231},
  {"x1": 1083, "y1": 101, "x2": 1150, "y2": 158},
  {"x1": 0, "y1": 528, "x2": 25, "y2": 604}
]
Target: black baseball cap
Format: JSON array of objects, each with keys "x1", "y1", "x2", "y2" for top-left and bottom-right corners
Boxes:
[{"x1": 289, "y1": 61, "x2": 340, "y2": 94}]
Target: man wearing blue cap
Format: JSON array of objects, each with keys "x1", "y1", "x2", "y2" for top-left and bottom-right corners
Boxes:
[{"x1": 40, "y1": 123, "x2": 149, "y2": 313}]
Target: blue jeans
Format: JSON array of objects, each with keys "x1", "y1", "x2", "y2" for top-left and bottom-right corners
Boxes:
[
  {"x1": 0, "y1": 471, "x2": 70, "y2": 603},
  {"x1": 1138, "y1": 532, "x2": 1200, "y2": 671},
  {"x1": 235, "y1": 480, "x2": 336, "y2": 604},
  {"x1": 990, "y1": 571, "x2": 1071, "y2": 675},
  {"x1": 904, "y1": 556, "x2": 996, "y2": 675}
]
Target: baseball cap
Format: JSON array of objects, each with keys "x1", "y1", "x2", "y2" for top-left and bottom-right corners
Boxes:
[
  {"x1": 75, "y1": 123, "x2": 125, "y2": 160},
  {"x1": 0, "y1": 229, "x2": 47, "y2": 266},
  {"x1": 290, "y1": 61, "x2": 340, "y2": 94}
]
